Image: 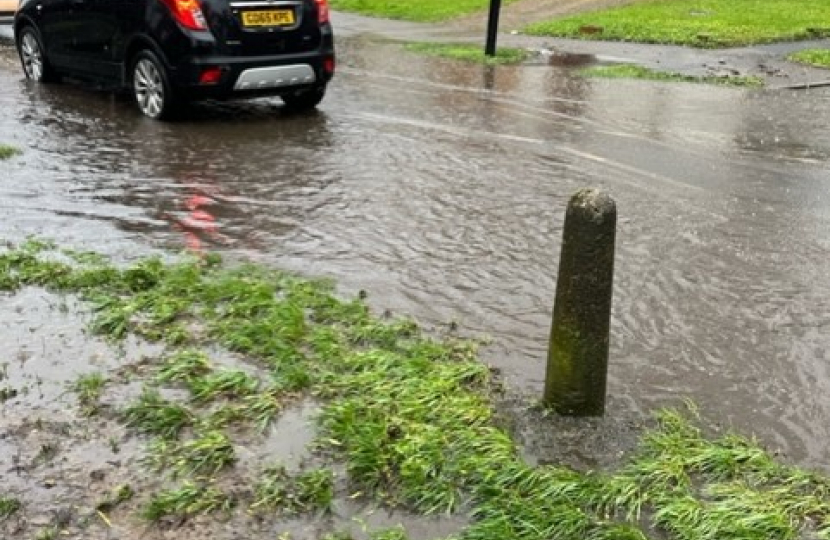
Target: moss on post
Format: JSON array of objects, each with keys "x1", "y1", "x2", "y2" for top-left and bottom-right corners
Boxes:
[{"x1": 544, "y1": 188, "x2": 616, "y2": 416}]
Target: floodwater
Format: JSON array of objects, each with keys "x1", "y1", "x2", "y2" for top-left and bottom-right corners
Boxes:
[{"x1": 3, "y1": 24, "x2": 830, "y2": 484}]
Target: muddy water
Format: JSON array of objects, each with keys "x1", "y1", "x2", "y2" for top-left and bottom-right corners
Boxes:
[{"x1": 3, "y1": 33, "x2": 830, "y2": 477}]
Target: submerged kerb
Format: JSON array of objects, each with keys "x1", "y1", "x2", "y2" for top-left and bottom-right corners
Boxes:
[{"x1": 0, "y1": 239, "x2": 829, "y2": 540}]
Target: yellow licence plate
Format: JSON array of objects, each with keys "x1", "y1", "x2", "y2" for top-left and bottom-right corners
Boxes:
[{"x1": 241, "y1": 9, "x2": 295, "y2": 27}]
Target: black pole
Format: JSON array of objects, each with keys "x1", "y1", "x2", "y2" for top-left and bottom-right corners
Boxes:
[{"x1": 485, "y1": 0, "x2": 502, "y2": 57}]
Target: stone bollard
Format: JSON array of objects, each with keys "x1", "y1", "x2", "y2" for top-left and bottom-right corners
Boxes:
[{"x1": 544, "y1": 188, "x2": 616, "y2": 416}]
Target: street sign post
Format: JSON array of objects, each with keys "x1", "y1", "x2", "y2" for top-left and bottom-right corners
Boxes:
[{"x1": 485, "y1": 0, "x2": 502, "y2": 57}]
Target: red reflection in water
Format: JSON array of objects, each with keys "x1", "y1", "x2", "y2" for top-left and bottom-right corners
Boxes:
[
  {"x1": 181, "y1": 194, "x2": 218, "y2": 252},
  {"x1": 164, "y1": 174, "x2": 264, "y2": 256},
  {"x1": 166, "y1": 187, "x2": 229, "y2": 255}
]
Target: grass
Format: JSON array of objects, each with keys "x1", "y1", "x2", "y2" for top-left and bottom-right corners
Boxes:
[
  {"x1": 789, "y1": 48, "x2": 830, "y2": 68},
  {"x1": 525, "y1": 0, "x2": 830, "y2": 48},
  {"x1": 0, "y1": 386, "x2": 18, "y2": 402},
  {"x1": 239, "y1": 387, "x2": 286, "y2": 431},
  {"x1": 147, "y1": 430, "x2": 236, "y2": 478},
  {"x1": 186, "y1": 369, "x2": 260, "y2": 402},
  {"x1": 251, "y1": 466, "x2": 335, "y2": 513},
  {"x1": 323, "y1": 531, "x2": 408, "y2": 540},
  {"x1": 70, "y1": 372, "x2": 107, "y2": 414},
  {"x1": 155, "y1": 349, "x2": 212, "y2": 384},
  {"x1": 329, "y1": 0, "x2": 519, "y2": 22},
  {"x1": 0, "y1": 496, "x2": 22, "y2": 520},
  {"x1": 123, "y1": 388, "x2": 195, "y2": 439},
  {"x1": 3, "y1": 239, "x2": 830, "y2": 538},
  {"x1": 405, "y1": 42, "x2": 530, "y2": 65},
  {"x1": 95, "y1": 484, "x2": 135, "y2": 514},
  {"x1": 35, "y1": 526, "x2": 59, "y2": 540},
  {"x1": 0, "y1": 144, "x2": 20, "y2": 160},
  {"x1": 581, "y1": 64, "x2": 764, "y2": 87},
  {"x1": 141, "y1": 482, "x2": 234, "y2": 521}
]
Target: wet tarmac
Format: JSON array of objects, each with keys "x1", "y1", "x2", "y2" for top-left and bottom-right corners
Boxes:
[{"x1": 2, "y1": 21, "x2": 830, "y2": 478}]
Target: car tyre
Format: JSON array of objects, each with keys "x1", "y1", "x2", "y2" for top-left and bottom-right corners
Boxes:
[
  {"x1": 131, "y1": 50, "x2": 178, "y2": 120},
  {"x1": 17, "y1": 26, "x2": 59, "y2": 83},
  {"x1": 281, "y1": 85, "x2": 326, "y2": 112}
]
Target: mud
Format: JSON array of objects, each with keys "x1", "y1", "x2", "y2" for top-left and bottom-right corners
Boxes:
[{"x1": 0, "y1": 289, "x2": 469, "y2": 540}]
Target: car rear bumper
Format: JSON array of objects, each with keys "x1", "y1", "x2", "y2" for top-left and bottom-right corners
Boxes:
[{"x1": 168, "y1": 47, "x2": 334, "y2": 100}]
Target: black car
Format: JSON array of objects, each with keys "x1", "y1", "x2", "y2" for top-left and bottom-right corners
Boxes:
[{"x1": 13, "y1": 0, "x2": 335, "y2": 119}]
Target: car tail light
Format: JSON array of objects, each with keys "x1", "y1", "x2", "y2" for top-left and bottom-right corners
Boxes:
[
  {"x1": 324, "y1": 56, "x2": 335, "y2": 75},
  {"x1": 160, "y1": 0, "x2": 208, "y2": 31},
  {"x1": 314, "y1": 0, "x2": 329, "y2": 24}
]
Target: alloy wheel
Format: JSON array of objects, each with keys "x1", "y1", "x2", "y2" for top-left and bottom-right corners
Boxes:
[
  {"x1": 20, "y1": 31, "x2": 44, "y2": 81},
  {"x1": 133, "y1": 58, "x2": 166, "y2": 119}
]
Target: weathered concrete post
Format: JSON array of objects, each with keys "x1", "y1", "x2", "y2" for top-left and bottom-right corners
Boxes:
[{"x1": 544, "y1": 188, "x2": 616, "y2": 416}]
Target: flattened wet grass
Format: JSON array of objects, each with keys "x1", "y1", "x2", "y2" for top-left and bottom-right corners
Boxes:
[
  {"x1": 70, "y1": 372, "x2": 107, "y2": 415},
  {"x1": 581, "y1": 64, "x2": 764, "y2": 87},
  {"x1": 0, "y1": 144, "x2": 20, "y2": 160},
  {"x1": 405, "y1": 42, "x2": 530, "y2": 65},
  {"x1": 123, "y1": 388, "x2": 195, "y2": 439},
  {"x1": 0, "y1": 496, "x2": 22, "y2": 520},
  {"x1": 789, "y1": 48, "x2": 830, "y2": 68},
  {"x1": 251, "y1": 466, "x2": 334, "y2": 513},
  {"x1": 2, "y1": 239, "x2": 830, "y2": 539},
  {"x1": 141, "y1": 482, "x2": 234, "y2": 521},
  {"x1": 147, "y1": 430, "x2": 236, "y2": 478}
]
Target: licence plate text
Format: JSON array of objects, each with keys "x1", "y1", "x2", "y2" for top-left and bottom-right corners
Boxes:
[{"x1": 241, "y1": 9, "x2": 295, "y2": 27}]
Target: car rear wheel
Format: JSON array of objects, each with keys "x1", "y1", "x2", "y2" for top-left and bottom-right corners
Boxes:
[
  {"x1": 281, "y1": 85, "x2": 326, "y2": 112},
  {"x1": 18, "y1": 26, "x2": 59, "y2": 83},
  {"x1": 132, "y1": 51, "x2": 178, "y2": 120}
]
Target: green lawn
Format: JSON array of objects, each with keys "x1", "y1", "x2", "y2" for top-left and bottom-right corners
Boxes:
[
  {"x1": 329, "y1": 0, "x2": 520, "y2": 22},
  {"x1": 526, "y1": 0, "x2": 830, "y2": 48},
  {"x1": 789, "y1": 48, "x2": 830, "y2": 68}
]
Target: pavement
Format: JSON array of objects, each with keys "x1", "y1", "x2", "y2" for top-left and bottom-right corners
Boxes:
[
  {"x1": 497, "y1": 33, "x2": 830, "y2": 89},
  {"x1": 4, "y1": 11, "x2": 830, "y2": 89},
  {"x1": 332, "y1": 10, "x2": 830, "y2": 89}
]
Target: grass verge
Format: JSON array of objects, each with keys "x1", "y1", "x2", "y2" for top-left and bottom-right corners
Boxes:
[
  {"x1": 1, "y1": 239, "x2": 830, "y2": 538},
  {"x1": 405, "y1": 42, "x2": 530, "y2": 65},
  {"x1": 525, "y1": 0, "x2": 830, "y2": 48},
  {"x1": 581, "y1": 64, "x2": 764, "y2": 87},
  {"x1": 329, "y1": 0, "x2": 519, "y2": 22},
  {"x1": 789, "y1": 48, "x2": 830, "y2": 68}
]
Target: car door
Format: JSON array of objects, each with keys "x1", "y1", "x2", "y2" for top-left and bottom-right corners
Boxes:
[
  {"x1": 35, "y1": 0, "x2": 77, "y2": 70},
  {"x1": 64, "y1": 0, "x2": 119, "y2": 80},
  {"x1": 109, "y1": 0, "x2": 144, "y2": 84}
]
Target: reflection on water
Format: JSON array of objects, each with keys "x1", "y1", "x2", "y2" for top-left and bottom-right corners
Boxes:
[
  {"x1": 3, "y1": 36, "x2": 830, "y2": 471},
  {"x1": 172, "y1": 191, "x2": 221, "y2": 254}
]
